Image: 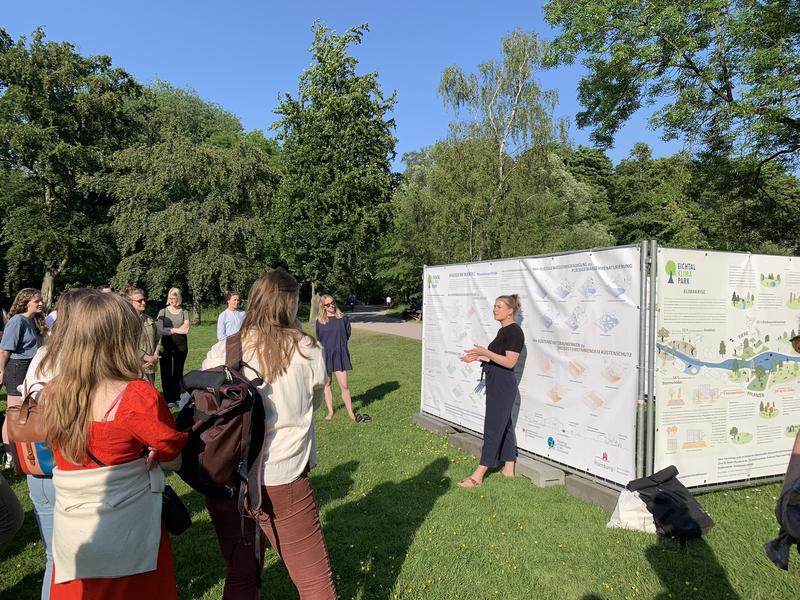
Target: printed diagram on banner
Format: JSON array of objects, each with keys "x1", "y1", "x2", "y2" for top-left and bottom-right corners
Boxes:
[
  {"x1": 654, "y1": 249, "x2": 800, "y2": 487},
  {"x1": 421, "y1": 247, "x2": 643, "y2": 486}
]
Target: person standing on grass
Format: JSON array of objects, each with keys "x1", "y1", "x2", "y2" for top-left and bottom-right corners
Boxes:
[
  {"x1": 157, "y1": 288, "x2": 189, "y2": 407},
  {"x1": 125, "y1": 287, "x2": 160, "y2": 385},
  {"x1": 44, "y1": 290, "x2": 186, "y2": 599},
  {"x1": 216, "y1": 290, "x2": 245, "y2": 341},
  {"x1": 0, "y1": 288, "x2": 47, "y2": 397},
  {"x1": 20, "y1": 288, "x2": 94, "y2": 600},
  {"x1": 0, "y1": 288, "x2": 47, "y2": 468},
  {"x1": 458, "y1": 294, "x2": 524, "y2": 488},
  {"x1": 201, "y1": 268, "x2": 336, "y2": 599},
  {"x1": 316, "y1": 295, "x2": 369, "y2": 423}
]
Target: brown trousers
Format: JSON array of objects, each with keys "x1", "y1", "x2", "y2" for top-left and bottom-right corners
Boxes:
[{"x1": 205, "y1": 474, "x2": 336, "y2": 600}]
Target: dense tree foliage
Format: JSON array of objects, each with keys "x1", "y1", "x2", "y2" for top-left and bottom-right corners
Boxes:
[
  {"x1": 0, "y1": 27, "x2": 144, "y2": 306},
  {"x1": 88, "y1": 85, "x2": 278, "y2": 322},
  {"x1": 542, "y1": 0, "x2": 800, "y2": 169}
]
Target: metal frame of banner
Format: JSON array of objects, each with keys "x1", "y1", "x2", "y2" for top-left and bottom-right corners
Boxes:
[
  {"x1": 635, "y1": 240, "x2": 649, "y2": 478},
  {"x1": 645, "y1": 239, "x2": 659, "y2": 476}
]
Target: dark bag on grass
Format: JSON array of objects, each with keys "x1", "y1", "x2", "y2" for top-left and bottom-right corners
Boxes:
[
  {"x1": 175, "y1": 332, "x2": 267, "y2": 513},
  {"x1": 627, "y1": 465, "x2": 715, "y2": 541}
]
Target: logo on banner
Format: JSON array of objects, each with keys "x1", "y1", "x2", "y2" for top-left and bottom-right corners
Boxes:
[
  {"x1": 664, "y1": 260, "x2": 695, "y2": 285},
  {"x1": 546, "y1": 436, "x2": 555, "y2": 449},
  {"x1": 427, "y1": 274, "x2": 440, "y2": 289}
]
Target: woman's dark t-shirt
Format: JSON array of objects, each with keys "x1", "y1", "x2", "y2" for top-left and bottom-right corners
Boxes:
[{"x1": 487, "y1": 322, "x2": 524, "y2": 370}]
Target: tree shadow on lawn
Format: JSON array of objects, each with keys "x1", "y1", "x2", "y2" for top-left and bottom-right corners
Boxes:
[
  {"x1": 353, "y1": 381, "x2": 400, "y2": 412},
  {"x1": 321, "y1": 457, "x2": 450, "y2": 599},
  {"x1": 644, "y1": 536, "x2": 740, "y2": 599}
]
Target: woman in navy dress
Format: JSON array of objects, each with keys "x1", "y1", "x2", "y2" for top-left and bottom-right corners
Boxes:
[
  {"x1": 315, "y1": 295, "x2": 369, "y2": 423},
  {"x1": 459, "y1": 294, "x2": 524, "y2": 488}
]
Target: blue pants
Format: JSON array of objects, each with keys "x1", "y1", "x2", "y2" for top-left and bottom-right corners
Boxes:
[
  {"x1": 480, "y1": 364, "x2": 518, "y2": 468},
  {"x1": 27, "y1": 475, "x2": 55, "y2": 600}
]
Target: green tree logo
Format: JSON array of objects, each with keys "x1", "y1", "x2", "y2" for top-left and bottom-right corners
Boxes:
[{"x1": 665, "y1": 260, "x2": 677, "y2": 284}]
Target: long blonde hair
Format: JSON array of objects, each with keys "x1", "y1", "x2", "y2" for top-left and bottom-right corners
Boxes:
[
  {"x1": 37, "y1": 288, "x2": 96, "y2": 380},
  {"x1": 44, "y1": 291, "x2": 143, "y2": 464},
  {"x1": 240, "y1": 268, "x2": 316, "y2": 384},
  {"x1": 316, "y1": 294, "x2": 343, "y2": 324},
  {"x1": 9, "y1": 287, "x2": 48, "y2": 336}
]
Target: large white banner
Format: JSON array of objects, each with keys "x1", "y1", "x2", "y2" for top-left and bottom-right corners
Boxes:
[
  {"x1": 654, "y1": 248, "x2": 800, "y2": 487},
  {"x1": 421, "y1": 246, "x2": 642, "y2": 485}
]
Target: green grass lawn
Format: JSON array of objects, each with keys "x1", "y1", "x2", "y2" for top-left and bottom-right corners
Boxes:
[{"x1": 2, "y1": 324, "x2": 800, "y2": 598}]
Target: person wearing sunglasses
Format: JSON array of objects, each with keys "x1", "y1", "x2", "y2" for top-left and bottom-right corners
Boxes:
[
  {"x1": 125, "y1": 287, "x2": 160, "y2": 385},
  {"x1": 315, "y1": 295, "x2": 369, "y2": 423}
]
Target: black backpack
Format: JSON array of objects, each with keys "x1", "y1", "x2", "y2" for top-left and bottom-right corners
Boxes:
[
  {"x1": 175, "y1": 332, "x2": 267, "y2": 517},
  {"x1": 627, "y1": 465, "x2": 715, "y2": 541}
]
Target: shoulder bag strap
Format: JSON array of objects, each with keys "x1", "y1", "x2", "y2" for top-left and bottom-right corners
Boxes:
[{"x1": 85, "y1": 448, "x2": 107, "y2": 467}]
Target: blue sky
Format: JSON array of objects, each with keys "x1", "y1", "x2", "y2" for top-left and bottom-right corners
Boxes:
[{"x1": 5, "y1": 1, "x2": 683, "y2": 170}]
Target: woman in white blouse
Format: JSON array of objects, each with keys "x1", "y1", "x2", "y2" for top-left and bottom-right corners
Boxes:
[{"x1": 201, "y1": 268, "x2": 336, "y2": 600}]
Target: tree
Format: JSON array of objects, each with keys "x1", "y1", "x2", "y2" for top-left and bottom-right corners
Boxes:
[
  {"x1": 719, "y1": 340, "x2": 726, "y2": 356},
  {"x1": 437, "y1": 30, "x2": 566, "y2": 261},
  {"x1": 89, "y1": 85, "x2": 278, "y2": 321},
  {"x1": 543, "y1": 0, "x2": 800, "y2": 169},
  {"x1": 730, "y1": 426, "x2": 738, "y2": 439},
  {"x1": 610, "y1": 144, "x2": 705, "y2": 246},
  {"x1": 272, "y1": 23, "x2": 396, "y2": 320},
  {"x1": 544, "y1": 0, "x2": 800, "y2": 171},
  {"x1": 0, "y1": 28, "x2": 144, "y2": 306}
]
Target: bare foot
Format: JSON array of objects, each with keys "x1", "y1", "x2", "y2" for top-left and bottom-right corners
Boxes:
[
  {"x1": 324, "y1": 413, "x2": 334, "y2": 421},
  {"x1": 501, "y1": 470, "x2": 515, "y2": 478}
]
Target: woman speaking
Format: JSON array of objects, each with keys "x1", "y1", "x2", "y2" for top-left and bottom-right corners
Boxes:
[{"x1": 459, "y1": 294, "x2": 524, "y2": 488}]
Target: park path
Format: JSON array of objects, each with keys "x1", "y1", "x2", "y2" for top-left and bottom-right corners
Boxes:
[{"x1": 346, "y1": 305, "x2": 422, "y2": 340}]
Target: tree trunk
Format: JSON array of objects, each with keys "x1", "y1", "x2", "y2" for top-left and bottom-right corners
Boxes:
[
  {"x1": 308, "y1": 281, "x2": 320, "y2": 324},
  {"x1": 41, "y1": 270, "x2": 56, "y2": 311},
  {"x1": 40, "y1": 257, "x2": 68, "y2": 310},
  {"x1": 192, "y1": 296, "x2": 201, "y2": 325}
]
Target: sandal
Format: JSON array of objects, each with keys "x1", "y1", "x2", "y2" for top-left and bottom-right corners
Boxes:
[
  {"x1": 457, "y1": 476, "x2": 483, "y2": 489},
  {"x1": 354, "y1": 413, "x2": 372, "y2": 423}
]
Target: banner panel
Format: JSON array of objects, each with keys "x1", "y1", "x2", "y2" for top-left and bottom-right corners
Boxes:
[
  {"x1": 654, "y1": 248, "x2": 800, "y2": 487},
  {"x1": 422, "y1": 246, "x2": 642, "y2": 485}
]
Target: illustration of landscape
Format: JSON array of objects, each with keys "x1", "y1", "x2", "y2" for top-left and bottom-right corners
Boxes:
[{"x1": 657, "y1": 270, "x2": 800, "y2": 450}]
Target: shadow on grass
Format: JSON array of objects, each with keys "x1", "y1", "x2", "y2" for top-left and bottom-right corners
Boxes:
[
  {"x1": 353, "y1": 381, "x2": 400, "y2": 411},
  {"x1": 645, "y1": 537, "x2": 740, "y2": 600},
  {"x1": 173, "y1": 487, "x2": 227, "y2": 600},
  {"x1": 318, "y1": 457, "x2": 451, "y2": 599},
  {"x1": 2, "y1": 508, "x2": 47, "y2": 600},
  {"x1": 312, "y1": 460, "x2": 359, "y2": 511}
]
